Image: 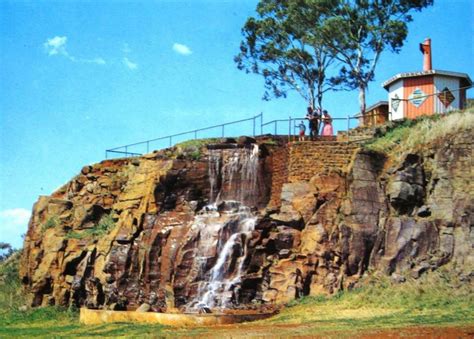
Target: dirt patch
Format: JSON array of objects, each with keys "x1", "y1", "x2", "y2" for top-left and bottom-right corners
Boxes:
[{"x1": 171, "y1": 324, "x2": 474, "y2": 338}]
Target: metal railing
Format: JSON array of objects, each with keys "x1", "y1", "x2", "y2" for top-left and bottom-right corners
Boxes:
[
  {"x1": 106, "y1": 113, "x2": 263, "y2": 158},
  {"x1": 105, "y1": 84, "x2": 470, "y2": 159},
  {"x1": 106, "y1": 112, "x2": 395, "y2": 158}
]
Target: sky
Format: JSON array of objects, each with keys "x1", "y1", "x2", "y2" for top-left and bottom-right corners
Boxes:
[{"x1": 1, "y1": 0, "x2": 473, "y2": 249}]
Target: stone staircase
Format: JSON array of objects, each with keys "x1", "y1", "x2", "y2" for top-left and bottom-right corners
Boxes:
[{"x1": 287, "y1": 141, "x2": 360, "y2": 182}]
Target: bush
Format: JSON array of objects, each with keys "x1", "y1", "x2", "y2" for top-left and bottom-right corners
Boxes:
[
  {"x1": 0, "y1": 242, "x2": 14, "y2": 262},
  {"x1": 40, "y1": 215, "x2": 59, "y2": 233},
  {"x1": 66, "y1": 214, "x2": 116, "y2": 240},
  {"x1": 365, "y1": 109, "x2": 474, "y2": 155},
  {"x1": 0, "y1": 251, "x2": 25, "y2": 314},
  {"x1": 175, "y1": 138, "x2": 220, "y2": 160}
]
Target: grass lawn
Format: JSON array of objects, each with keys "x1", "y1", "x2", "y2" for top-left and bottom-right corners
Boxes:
[{"x1": 1, "y1": 262, "x2": 473, "y2": 337}]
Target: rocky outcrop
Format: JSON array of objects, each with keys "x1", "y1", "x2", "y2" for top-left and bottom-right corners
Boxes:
[{"x1": 20, "y1": 131, "x2": 473, "y2": 311}]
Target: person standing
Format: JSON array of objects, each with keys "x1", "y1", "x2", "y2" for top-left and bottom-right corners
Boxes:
[
  {"x1": 298, "y1": 120, "x2": 306, "y2": 141},
  {"x1": 310, "y1": 107, "x2": 321, "y2": 140},
  {"x1": 305, "y1": 106, "x2": 314, "y2": 140},
  {"x1": 321, "y1": 110, "x2": 334, "y2": 136}
]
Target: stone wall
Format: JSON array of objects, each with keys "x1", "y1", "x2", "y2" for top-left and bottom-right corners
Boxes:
[
  {"x1": 268, "y1": 145, "x2": 289, "y2": 208},
  {"x1": 288, "y1": 141, "x2": 360, "y2": 182}
]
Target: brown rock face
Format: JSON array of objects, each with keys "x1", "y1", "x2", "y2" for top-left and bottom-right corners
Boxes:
[{"x1": 20, "y1": 133, "x2": 473, "y2": 311}]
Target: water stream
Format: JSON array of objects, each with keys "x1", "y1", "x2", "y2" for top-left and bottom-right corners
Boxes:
[{"x1": 186, "y1": 144, "x2": 260, "y2": 312}]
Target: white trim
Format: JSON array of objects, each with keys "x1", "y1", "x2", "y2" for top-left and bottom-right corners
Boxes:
[{"x1": 382, "y1": 69, "x2": 472, "y2": 89}]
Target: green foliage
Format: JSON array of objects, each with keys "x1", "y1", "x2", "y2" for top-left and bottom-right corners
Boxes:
[
  {"x1": 467, "y1": 98, "x2": 474, "y2": 109},
  {"x1": 235, "y1": 0, "x2": 339, "y2": 108},
  {"x1": 175, "y1": 138, "x2": 219, "y2": 149},
  {"x1": 237, "y1": 0, "x2": 433, "y2": 112},
  {"x1": 267, "y1": 268, "x2": 474, "y2": 332},
  {"x1": 66, "y1": 214, "x2": 116, "y2": 240},
  {"x1": 320, "y1": 0, "x2": 433, "y2": 113},
  {"x1": 365, "y1": 109, "x2": 474, "y2": 155},
  {"x1": 175, "y1": 138, "x2": 219, "y2": 160},
  {"x1": 333, "y1": 270, "x2": 472, "y2": 310},
  {"x1": 0, "y1": 262, "x2": 472, "y2": 336},
  {"x1": 40, "y1": 215, "x2": 59, "y2": 233},
  {"x1": 2, "y1": 306, "x2": 78, "y2": 326},
  {"x1": 0, "y1": 251, "x2": 25, "y2": 316},
  {"x1": 0, "y1": 242, "x2": 14, "y2": 262}
]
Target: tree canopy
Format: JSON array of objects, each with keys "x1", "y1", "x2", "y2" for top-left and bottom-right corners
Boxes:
[
  {"x1": 236, "y1": 0, "x2": 434, "y2": 114},
  {"x1": 321, "y1": 0, "x2": 434, "y2": 113},
  {"x1": 235, "y1": 0, "x2": 339, "y2": 109}
]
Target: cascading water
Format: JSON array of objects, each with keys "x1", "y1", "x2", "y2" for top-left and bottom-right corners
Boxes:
[{"x1": 186, "y1": 144, "x2": 260, "y2": 312}]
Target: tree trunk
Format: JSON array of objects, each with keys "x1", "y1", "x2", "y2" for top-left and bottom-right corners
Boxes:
[{"x1": 359, "y1": 85, "x2": 366, "y2": 115}]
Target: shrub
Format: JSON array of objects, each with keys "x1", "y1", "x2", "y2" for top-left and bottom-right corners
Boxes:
[
  {"x1": 0, "y1": 251, "x2": 24, "y2": 314},
  {"x1": 175, "y1": 138, "x2": 220, "y2": 160},
  {"x1": 66, "y1": 214, "x2": 116, "y2": 240},
  {"x1": 365, "y1": 109, "x2": 474, "y2": 155},
  {"x1": 40, "y1": 215, "x2": 59, "y2": 233}
]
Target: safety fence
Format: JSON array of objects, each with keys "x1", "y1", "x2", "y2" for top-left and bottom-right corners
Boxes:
[
  {"x1": 105, "y1": 111, "x2": 388, "y2": 158},
  {"x1": 105, "y1": 84, "x2": 469, "y2": 158},
  {"x1": 106, "y1": 114, "x2": 263, "y2": 158}
]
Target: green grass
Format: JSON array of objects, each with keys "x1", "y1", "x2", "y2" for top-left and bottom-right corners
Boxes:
[
  {"x1": 173, "y1": 138, "x2": 220, "y2": 160},
  {"x1": 175, "y1": 138, "x2": 220, "y2": 150},
  {"x1": 65, "y1": 214, "x2": 116, "y2": 240},
  {"x1": 40, "y1": 215, "x2": 59, "y2": 233},
  {"x1": 1, "y1": 252, "x2": 472, "y2": 337},
  {"x1": 264, "y1": 268, "x2": 474, "y2": 333},
  {"x1": 364, "y1": 108, "x2": 474, "y2": 155}
]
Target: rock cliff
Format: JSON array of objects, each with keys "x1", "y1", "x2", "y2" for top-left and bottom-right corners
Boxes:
[{"x1": 20, "y1": 129, "x2": 473, "y2": 311}]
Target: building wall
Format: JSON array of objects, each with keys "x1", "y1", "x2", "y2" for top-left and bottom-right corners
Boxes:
[
  {"x1": 433, "y1": 76, "x2": 461, "y2": 113},
  {"x1": 388, "y1": 80, "x2": 404, "y2": 120},
  {"x1": 403, "y1": 75, "x2": 435, "y2": 119},
  {"x1": 362, "y1": 106, "x2": 389, "y2": 126}
]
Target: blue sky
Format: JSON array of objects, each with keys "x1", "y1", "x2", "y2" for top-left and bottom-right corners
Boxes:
[{"x1": 1, "y1": 0, "x2": 473, "y2": 249}]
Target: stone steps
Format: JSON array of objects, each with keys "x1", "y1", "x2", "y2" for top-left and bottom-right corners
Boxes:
[{"x1": 287, "y1": 140, "x2": 360, "y2": 182}]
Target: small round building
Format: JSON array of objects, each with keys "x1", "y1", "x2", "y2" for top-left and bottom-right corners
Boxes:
[{"x1": 383, "y1": 38, "x2": 472, "y2": 120}]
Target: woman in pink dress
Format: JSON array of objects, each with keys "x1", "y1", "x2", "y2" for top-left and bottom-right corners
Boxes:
[{"x1": 321, "y1": 110, "x2": 333, "y2": 136}]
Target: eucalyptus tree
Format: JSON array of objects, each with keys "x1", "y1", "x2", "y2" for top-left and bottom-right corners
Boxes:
[
  {"x1": 235, "y1": 0, "x2": 339, "y2": 110},
  {"x1": 321, "y1": 0, "x2": 434, "y2": 114}
]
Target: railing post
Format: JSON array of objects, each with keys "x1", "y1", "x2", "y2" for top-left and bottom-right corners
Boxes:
[
  {"x1": 260, "y1": 112, "x2": 263, "y2": 135},
  {"x1": 222, "y1": 125, "x2": 225, "y2": 137},
  {"x1": 105, "y1": 151, "x2": 108, "y2": 159},
  {"x1": 194, "y1": 130, "x2": 197, "y2": 139},
  {"x1": 169, "y1": 136, "x2": 172, "y2": 147},
  {"x1": 274, "y1": 121, "x2": 277, "y2": 135},
  {"x1": 146, "y1": 141, "x2": 149, "y2": 153},
  {"x1": 347, "y1": 115, "x2": 350, "y2": 134},
  {"x1": 253, "y1": 116, "x2": 256, "y2": 136},
  {"x1": 288, "y1": 116, "x2": 292, "y2": 141},
  {"x1": 125, "y1": 146, "x2": 128, "y2": 157}
]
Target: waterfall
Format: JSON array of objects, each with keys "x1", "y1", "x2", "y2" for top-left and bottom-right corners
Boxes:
[
  {"x1": 208, "y1": 144, "x2": 260, "y2": 206},
  {"x1": 186, "y1": 144, "x2": 260, "y2": 312}
]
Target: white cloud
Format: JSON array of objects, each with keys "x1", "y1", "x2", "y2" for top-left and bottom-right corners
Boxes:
[
  {"x1": 172, "y1": 43, "x2": 192, "y2": 56},
  {"x1": 0, "y1": 208, "x2": 31, "y2": 248},
  {"x1": 123, "y1": 57, "x2": 138, "y2": 70},
  {"x1": 44, "y1": 36, "x2": 68, "y2": 56},
  {"x1": 43, "y1": 35, "x2": 105, "y2": 65},
  {"x1": 85, "y1": 57, "x2": 106, "y2": 65},
  {"x1": 0, "y1": 208, "x2": 31, "y2": 225}
]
